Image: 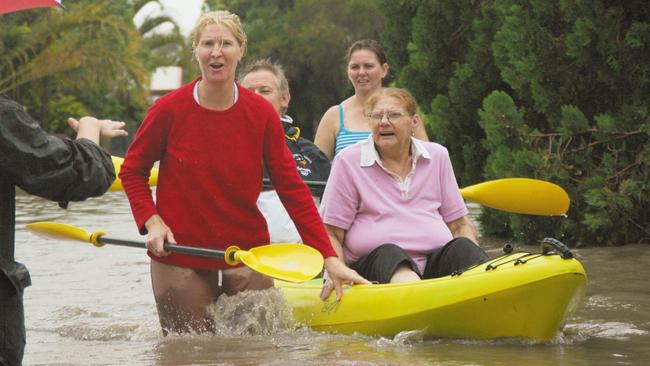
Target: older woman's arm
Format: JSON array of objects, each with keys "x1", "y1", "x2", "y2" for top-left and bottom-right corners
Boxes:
[
  {"x1": 447, "y1": 216, "x2": 479, "y2": 244},
  {"x1": 325, "y1": 224, "x2": 346, "y2": 259},
  {"x1": 320, "y1": 224, "x2": 369, "y2": 301}
]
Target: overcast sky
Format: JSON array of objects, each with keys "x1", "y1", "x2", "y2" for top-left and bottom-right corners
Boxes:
[{"x1": 135, "y1": 0, "x2": 203, "y2": 37}]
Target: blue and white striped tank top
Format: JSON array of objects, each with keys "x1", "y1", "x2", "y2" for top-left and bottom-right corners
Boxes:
[{"x1": 334, "y1": 104, "x2": 371, "y2": 155}]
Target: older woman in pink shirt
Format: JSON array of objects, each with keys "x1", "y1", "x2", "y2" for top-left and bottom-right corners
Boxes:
[{"x1": 319, "y1": 87, "x2": 487, "y2": 299}]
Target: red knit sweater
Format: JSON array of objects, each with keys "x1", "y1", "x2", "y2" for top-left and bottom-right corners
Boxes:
[{"x1": 120, "y1": 80, "x2": 336, "y2": 269}]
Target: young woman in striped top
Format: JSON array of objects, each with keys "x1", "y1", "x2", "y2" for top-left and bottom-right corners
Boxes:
[{"x1": 314, "y1": 40, "x2": 428, "y2": 160}]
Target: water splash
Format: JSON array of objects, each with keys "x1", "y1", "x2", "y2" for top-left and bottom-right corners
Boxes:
[
  {"x1": 375, "y1": 329, "x2": 428, "y2": 349},
  {"x1": 52, "y1": 305, "x2": 110, "y2": 320},
  {"x1": 51, "y1": 305, "x2": 161, "y2": 341},
  {"x1": 56, "y1": 323, "x2": 142, "y2": 341},
  {"x1": 207, "y1": 288, "x2": 298, "y2": 336},
  {"x1": 585, "y1": 295, "x2": 637, "y2": 311},
  {"x1": 564, "y1": 321, "x2": 648, "y2": 341}
]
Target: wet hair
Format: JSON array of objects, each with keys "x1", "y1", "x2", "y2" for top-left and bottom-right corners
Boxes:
[
  {"x1": 191, "y1": 10, "x2": 247, "y2": 57},
  {"x1": 365, "y1": 87, "x2": 418, "y2": 116},
  {"x1": 238, "y1": 58, "x2": 289, "y2": 94},
  {"x1": 345, "y1": 39, "x2": 388, "y2": 65}
]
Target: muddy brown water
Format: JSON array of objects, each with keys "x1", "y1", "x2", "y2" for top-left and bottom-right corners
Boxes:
[{"x1": 13, "y1": 191, "x2": 650, "y2": 365}]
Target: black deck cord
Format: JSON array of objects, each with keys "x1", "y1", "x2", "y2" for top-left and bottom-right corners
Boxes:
[
  {"x1": 511, "y1": 238, "x2": 575, "y2": 265},
  {"x1": 452, "y1": 244, "x2": 532, "y2": 276},
  {"x1": 484, "y1": 252, "x2": 539, "y2": 270},
  {"x1": 450, "y1": 258, "x2": 488, "y2": 276},
  {"x1": 513, "y1": 253, "x2": 545, "y2": 265},
  {"x1": 453, "y1": 238, "x2": 574, "y2": 276},
  {"x1": 451, "y1": 250, "x2": 530, "y2": 276}
]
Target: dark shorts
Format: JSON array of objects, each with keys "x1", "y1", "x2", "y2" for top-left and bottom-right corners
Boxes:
[
  {"x1": 349, "y1": 238, "x2": 489, "y2": 284},
  {"x1": 348, "y1": 243, "x2": 419, "y2": 284}
]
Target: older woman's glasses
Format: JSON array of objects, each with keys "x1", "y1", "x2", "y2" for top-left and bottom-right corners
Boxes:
[{"x1": 367, "y1": 111, "x2": 406, "y2": 123}]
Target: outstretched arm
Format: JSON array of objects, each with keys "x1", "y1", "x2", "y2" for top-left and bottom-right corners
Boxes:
[
  {"x1": 67, "y1": 116, "x2": 128, "y2": 143},
  {"x1": 0, "y1": 97, "x2": 116, "y2": 201}
]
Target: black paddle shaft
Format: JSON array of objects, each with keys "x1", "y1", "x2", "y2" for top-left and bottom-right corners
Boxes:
[{"x1": 99, "y1": 237, "x2": 227, "y2": 259}]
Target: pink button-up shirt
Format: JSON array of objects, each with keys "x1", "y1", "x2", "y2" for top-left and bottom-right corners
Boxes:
[{"x1": 320, "y1": 137, "x2": 467, "y2": 273}]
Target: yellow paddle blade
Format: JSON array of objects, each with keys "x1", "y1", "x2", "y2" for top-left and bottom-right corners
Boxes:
[
  {"x1": 26, "y1": 221, "x2": 106, "y2": 247},
  {"x1": 233, "y1": 243, "x2": 324, "y2": 283},
  {"x1": 109, "y1": 156, "x2": 159, "y2": 192},
  {"x1": 26, "y1": 221, "x2": 90, "y2": 242},
  {"x1": 460, "y1": 178, "x2": 570, "y2": 216}
]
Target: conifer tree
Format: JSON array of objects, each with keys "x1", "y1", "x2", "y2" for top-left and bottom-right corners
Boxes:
[{"x1": 382, "y1": 0, "x2": 650, "y2": 245}]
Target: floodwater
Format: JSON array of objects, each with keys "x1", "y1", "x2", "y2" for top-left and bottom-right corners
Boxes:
[{"x1": 13, "y1": 191, "x2": 650, "y2": 365}]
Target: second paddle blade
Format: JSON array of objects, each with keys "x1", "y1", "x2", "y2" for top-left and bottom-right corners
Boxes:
[
  {"x1": 460, "y1": 178, "x2": 570, "y2": 216},
  {"x1": 26, "y1": 221, "x2": 91, "y2": 242},
  {"x1": 109, "y1": 156, "x2": 159, "y2": 192}
]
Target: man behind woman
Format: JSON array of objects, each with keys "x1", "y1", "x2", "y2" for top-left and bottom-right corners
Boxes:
[{"x1": 239, "y1": 58, "x2": 331, "y2": 244}]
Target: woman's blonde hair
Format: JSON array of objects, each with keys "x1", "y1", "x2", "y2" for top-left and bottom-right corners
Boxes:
[
  {"x1": 191, "y1": 10, "x2": 247, "y2": 56},
  {"x1": 365, "y1": 87, "x2": 418, "y2": 116}
]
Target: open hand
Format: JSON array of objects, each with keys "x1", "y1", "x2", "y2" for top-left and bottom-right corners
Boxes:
[
  {"x1": 320, "y1": 257, "x2": 370, "y2": 301},
  {"x1": 68, "y1": 117, "x2": 128, "y2": 139}
]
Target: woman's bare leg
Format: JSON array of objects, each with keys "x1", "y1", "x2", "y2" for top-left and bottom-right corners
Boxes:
[
  {"x1": 220, "y1": 266, "x2": 274, "y2": 295},
  {"x1": 150, "y1": 260, "x2": 275, "y2": 334},
  {"x1": 390, "y1": 264, "x2": 421, "y2": 283},
  {"x1": 150, "y1": 260, "x2": 217, "y2": 335}
]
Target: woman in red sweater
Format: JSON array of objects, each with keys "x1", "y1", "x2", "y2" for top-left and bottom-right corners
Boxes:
[{"x1": 119, "y1": 10, "x2": 367, "y2": 335}]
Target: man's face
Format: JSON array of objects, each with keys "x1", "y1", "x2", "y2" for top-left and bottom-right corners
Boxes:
[{"x1": 240, "y1": 69, "x2": 290, "y2": 116}]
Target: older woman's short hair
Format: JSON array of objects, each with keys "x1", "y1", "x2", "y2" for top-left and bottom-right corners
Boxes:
[
  {"x1": 365, "y1": 88, "x2": 418, "y2": 116},
  {"x1": 238, "y1": 58, "x2": 289, "y2": 94},
  {"x1": 191, "y1": 10, "x2": 247, "y2": 56}
]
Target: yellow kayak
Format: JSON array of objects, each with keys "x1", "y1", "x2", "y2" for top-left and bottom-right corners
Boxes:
[{"x1": 276, "y1": 250, "x2": 587, "y2": 341}]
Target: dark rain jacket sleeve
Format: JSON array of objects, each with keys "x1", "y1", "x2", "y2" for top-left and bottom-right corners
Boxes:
[{"x1": 0, "y1": 96, "x2": 115, "y2": 202}]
